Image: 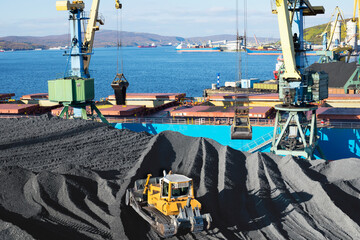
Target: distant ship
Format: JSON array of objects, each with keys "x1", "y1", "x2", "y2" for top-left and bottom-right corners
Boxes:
[
  {"x1": 49, "y1": 46, "x2": 69, "y2": 50},
  {"x1": 137, "y1": 43, "x2": 157, "y2": 48},
  {"x1": 273, "y1": 55, "x2": 284, "y2": 80},
  {"x1": 246, "y1": 47, "x2": 282, "y2": 55},
  {"x1": 176, "y1": 43, "x2": 222, "y2": 52},
  {"x1": 160, "y1": 43, "x2": 173, "y2": 47},
  {"x1": 246, "y1": 47, "x2": 317, "y2": 56}
]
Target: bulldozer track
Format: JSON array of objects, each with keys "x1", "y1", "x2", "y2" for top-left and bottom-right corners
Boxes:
[
  {"x1": 143, "y1": 206, "x2": 172, "y2": 225},
  {"x1": 43, "y1": 215, "x2": 112, "y2": 240}
]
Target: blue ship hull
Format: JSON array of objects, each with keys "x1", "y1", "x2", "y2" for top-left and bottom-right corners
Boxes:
[{"x1": 114, "y1": 123, "x2": 359, "y2": 160}]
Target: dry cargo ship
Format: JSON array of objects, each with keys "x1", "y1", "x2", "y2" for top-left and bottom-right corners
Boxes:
[
  {"x1": 176, "y1": 43, "x2": 222, "y2": 52},
  {"x1": 137, "y1": 43, "x2": 157, "y2": 48}
]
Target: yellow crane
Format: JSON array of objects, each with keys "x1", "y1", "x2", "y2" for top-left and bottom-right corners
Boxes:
[
  {"x1": 316, "y1": 6, "x2": 353, "y2": 63},
  {"x1": 353, "y1": 0, "x2": 360, "y2": 38},
  {"x1": 319, "y1": 6, "x2": 347, "y2": 51}
]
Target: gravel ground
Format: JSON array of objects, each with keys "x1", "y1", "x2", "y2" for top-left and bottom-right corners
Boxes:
[{"x1": 0, "y1": 115, "x2": 360, "y2": 240}]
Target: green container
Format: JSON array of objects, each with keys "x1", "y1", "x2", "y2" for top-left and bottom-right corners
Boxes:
[{"x1": 48, "y1": 78, "x2": 94, "y2": 103}]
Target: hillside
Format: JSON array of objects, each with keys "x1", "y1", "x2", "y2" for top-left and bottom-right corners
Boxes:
[
  {"x1": 0, "y1": 30, "x2": 277, "y2": 50},
  {"x1": 0, "y1": 31, "x2": 185, "y2": 50},
  {"x1": 0, "y1": 40, "x2": 47, "y2": 51}
]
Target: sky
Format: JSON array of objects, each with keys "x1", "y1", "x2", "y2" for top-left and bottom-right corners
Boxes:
[{"x1": 0, "y1": 0, "x2": 355, "y2": 38}]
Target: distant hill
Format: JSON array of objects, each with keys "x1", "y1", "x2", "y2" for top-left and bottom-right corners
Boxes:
[
  {"x1": 0, "y1": 35, "x2": 69, "y2": 50},
  {"x1": 96, "y1": 30, "x2": 185, "y2": 47},
  {"x1": 0, "y1": 31, "x2": 185, "y2": 49},
  {"x1": 0, "y1": 39, "x2": 48, "y2": 51},
  {"x1": 0, "y1": 30, "x2": 278, "y2": 50}
]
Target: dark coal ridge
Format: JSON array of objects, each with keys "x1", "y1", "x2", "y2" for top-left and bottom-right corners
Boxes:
[
  {"x1": 307, "y1": 61, "x2": 357, "y2": 88},
  {"x1": 0, "y1": 114, "x2": 152, "y2": 174},
  {"x1": 1, "y1": 116, "x2": 360, "y2": 239}
]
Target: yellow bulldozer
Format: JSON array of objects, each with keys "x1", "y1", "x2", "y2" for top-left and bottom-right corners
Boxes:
[{"x1": 125, "y1": 171, "x2": 212, "y2": 238}]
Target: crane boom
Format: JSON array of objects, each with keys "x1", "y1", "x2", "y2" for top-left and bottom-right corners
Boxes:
[
  {"x1": 353, "y1": 0, "x2": 360, "y2": 39},
  {"x1": 275, "y1": 0, "x2": 301, "y2": 81},
  {"x1": 253, "y1": 34, "x2": 260, "y2": 46},
  {"x1": 83, "y1": 0, "x2": 103, "y2": 76}
]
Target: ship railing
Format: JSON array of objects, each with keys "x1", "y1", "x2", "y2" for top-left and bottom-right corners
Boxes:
[
  {"x1": 317, "y1": 121, "x2": 360, "y2": 129},
  {"x1": 250, "y1": 119, "x2": 275, "y2": 126},
  {"x1": 107, "y1": 117, "x2": 187, "y2": 125},
  {"x1": 107, "y1": 117, "x2": 277, "y2": 126}
]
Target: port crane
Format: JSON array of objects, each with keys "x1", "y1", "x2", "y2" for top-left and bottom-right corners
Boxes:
[
  {"x1": 344, "y1": 0, "x2": 360, "y2": 93},
  {"x1": 270, "y1": 0, "x2": 328, "y2": 160},
  {"x1": 316, "y1": 6, "x2": 353, "y2": 63},
  {"x1": 48, "y1": 0, "x2": 123, "y2": 122}
]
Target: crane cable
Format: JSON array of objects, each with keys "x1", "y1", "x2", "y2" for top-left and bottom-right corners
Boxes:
[
  {"x1": 244, "y1": 0, "x2": 248, "y2": 80},
  {"x1": 236, "y1": 0, "x2": 241, "y2": 82},
  {"x1": 243, "y1": 0, "x2": 250, "y2": 110},
  {"x1": 116, "y1": 4, "x2": 124, "y2": 74}
]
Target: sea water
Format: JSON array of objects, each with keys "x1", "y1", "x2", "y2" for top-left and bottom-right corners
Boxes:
[
  {"x1": 1, "y1": 48, "x2": 358, "y2": 160},
  {"x1": 0, "y1": 47, "x2": 318, "y2": 99}
]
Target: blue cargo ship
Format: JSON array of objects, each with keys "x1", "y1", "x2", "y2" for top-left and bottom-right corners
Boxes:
[{"x1": 114, "y1": 122, "x2": 360, "y2": 161}]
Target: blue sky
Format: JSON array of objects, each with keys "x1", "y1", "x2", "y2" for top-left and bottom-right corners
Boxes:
[{"x1": 0, "y1": 0, "x2": 355, "y2": 38}]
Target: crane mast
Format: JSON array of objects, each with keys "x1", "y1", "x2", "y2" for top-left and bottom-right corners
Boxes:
[
  {"x1": 270, "y1": 0, "x2": 328, "y2": 160},
  {"x1": 83, "y1": 0, "x2": 104, "y2": 76}
]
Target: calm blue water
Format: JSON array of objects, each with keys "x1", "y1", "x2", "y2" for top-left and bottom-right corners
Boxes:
[{"x1": 0, "y1": 47, "x2": 318, "y2": 99}]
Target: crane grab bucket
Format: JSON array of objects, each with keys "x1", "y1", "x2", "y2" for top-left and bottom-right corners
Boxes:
[
  {"x1": 231, "y1": 108, "x2": 252, "y2": 140},
  {"x1": 111, "y1": 73, "x2": 129, "y2": 105}
]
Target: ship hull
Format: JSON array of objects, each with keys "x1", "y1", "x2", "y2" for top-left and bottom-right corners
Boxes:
[
  {"x1": 246, "y1": 48, "x2": 282, "y2": 55},
  {"x1": 114, "y1": 123, "x2": 360, "y2": 160},
  {"x1": 138, "y1": 46, "x2": 157, "y2": 48},
  {"x1": 246, "y1": 48, "x2": 318, "y2": 56},
  {"x1": 177, "y1": 47, "x2": 222, "y2": 52}
]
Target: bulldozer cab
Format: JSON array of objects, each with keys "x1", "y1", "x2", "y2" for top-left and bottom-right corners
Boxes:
[{"x1": 161, "y1": 174, "x2": 193, "y2": 200}]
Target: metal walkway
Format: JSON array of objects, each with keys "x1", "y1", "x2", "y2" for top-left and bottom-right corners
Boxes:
[{"x1": 240, "y1": 131, "x2": 273, "y2": 153}]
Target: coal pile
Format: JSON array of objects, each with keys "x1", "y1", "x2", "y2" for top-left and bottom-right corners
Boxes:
[
  {"x1": 0, "y1": 115, "x2": 360, "y2": 240},
  {"x1": 307, "y1": 61, "x2": 357, "y2": 88}
]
